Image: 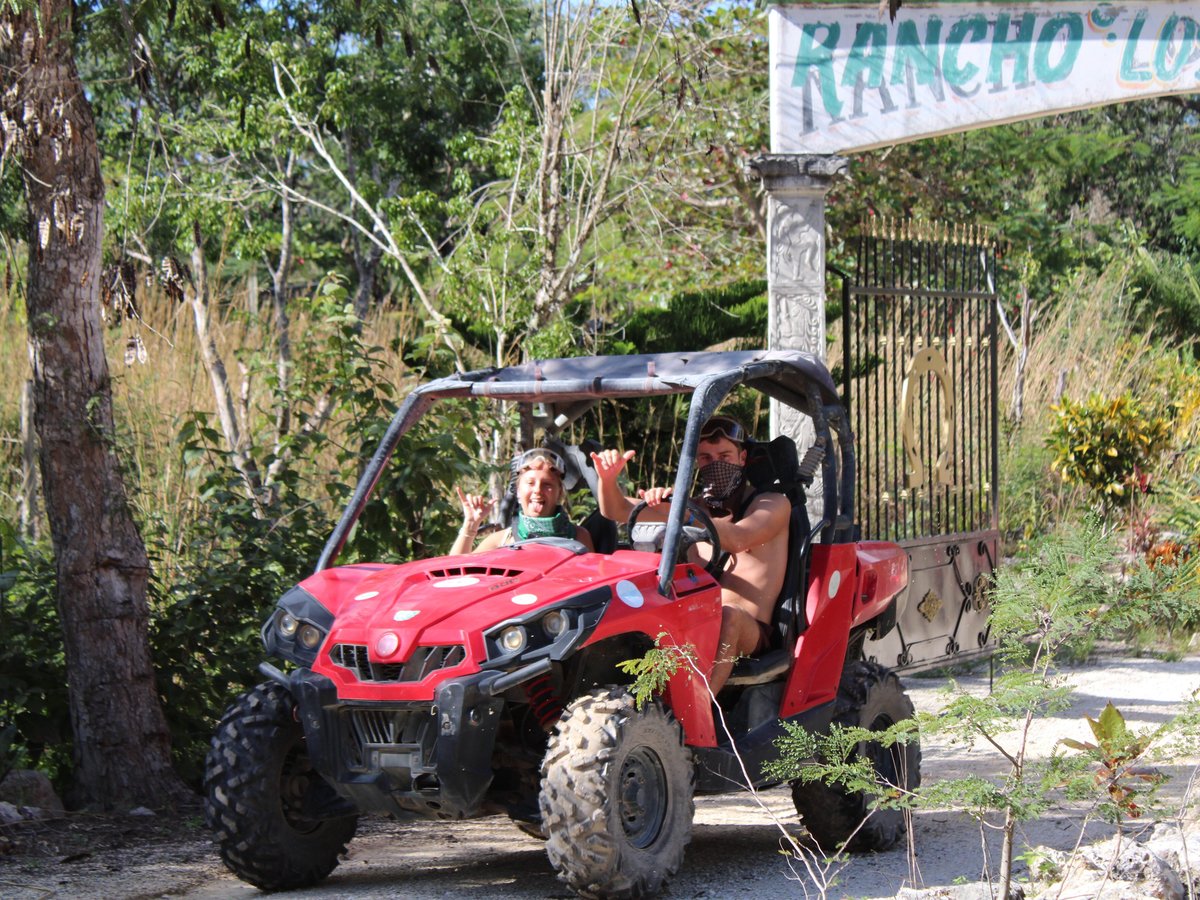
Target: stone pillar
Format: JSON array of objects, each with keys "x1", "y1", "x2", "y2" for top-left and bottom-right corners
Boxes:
[{"x1": 747, "y1": 154, "x2": 847, "y2": 527}]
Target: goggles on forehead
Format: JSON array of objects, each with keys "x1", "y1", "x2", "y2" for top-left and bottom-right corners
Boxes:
[
  {"x1": 514, "y1": 448, "x2": 566, "y2": 476},
  {"x1": 699, "y1": 416, "x2": 747, "y2": 445}
]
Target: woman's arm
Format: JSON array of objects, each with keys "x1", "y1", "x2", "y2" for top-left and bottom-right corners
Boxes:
[{"x1": 451, "y1": 486, "x2": 494, "y2": 555}]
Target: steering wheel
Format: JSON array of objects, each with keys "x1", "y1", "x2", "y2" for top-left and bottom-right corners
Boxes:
[{"x1": 627, "y1": 497, "x2": 724, "y2": 579}]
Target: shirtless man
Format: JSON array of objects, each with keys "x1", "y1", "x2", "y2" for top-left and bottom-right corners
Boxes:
[{"x1": 591, "y1": 416, "x2": 791, "y2": 694}]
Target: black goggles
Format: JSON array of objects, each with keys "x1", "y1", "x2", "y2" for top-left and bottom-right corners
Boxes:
[{"x1": 700, "y1": 416, "x2": 747, "y2": 445}]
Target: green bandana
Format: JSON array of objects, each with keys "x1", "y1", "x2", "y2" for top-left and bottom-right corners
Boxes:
[{"x1": 514, "y1": 510, "x2": 574, "y2": 541}]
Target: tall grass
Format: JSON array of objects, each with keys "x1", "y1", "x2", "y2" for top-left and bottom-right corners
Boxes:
[
  {"x1": 0, "y1": 276, "x2": 426, "y2": 553},
  {"x1": 998, "y1": 257, "x2": 1164, "y2": 428},
  {"x1": 996, "y1": 255, "x2": 1200, "y2": 542}
]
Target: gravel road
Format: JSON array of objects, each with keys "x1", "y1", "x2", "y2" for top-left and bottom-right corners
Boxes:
[{"x1": 5, "y1": 654, "x2": 1200, "y2": 899}]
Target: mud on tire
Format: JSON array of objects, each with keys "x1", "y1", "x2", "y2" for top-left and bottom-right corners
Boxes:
[
  {"x1": 204, "y1": 682, "x2": 358, "y2": 890},
  {"x1": 539, "y1": 687, "x2": 694, "y2": 899},
  {"x1": 791, "y1": 660, "x2": 921, "y2": 853}
]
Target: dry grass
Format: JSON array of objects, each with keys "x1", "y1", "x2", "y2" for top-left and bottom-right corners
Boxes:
[
  {"x1": 998, "y1": 257, "x2": 1165, "y2": 431},
  {"x1": 0, "y1": 278, "x2": 428, "y2": 549}
]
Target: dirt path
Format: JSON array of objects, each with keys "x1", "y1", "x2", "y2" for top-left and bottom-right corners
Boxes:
[{"x1": 4, "y1": 654, "x2": 1199, "y2": 899}]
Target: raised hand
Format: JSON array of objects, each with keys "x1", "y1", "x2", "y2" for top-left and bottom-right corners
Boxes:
[
  {"x1": 455, "y1": 485, "x2": 494, "y2": 534},
  {"x1": 590, "y1": 448, "x2": 637, "y2": 483}
]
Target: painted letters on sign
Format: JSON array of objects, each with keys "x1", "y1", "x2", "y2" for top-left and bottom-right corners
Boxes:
[{"x1": 770, "y1": 2, "x2": 1200, "y2": 154}]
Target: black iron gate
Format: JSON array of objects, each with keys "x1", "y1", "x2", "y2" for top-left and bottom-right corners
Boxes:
[{"x1": 842, "y1": 220, "x2": 1000, "y2": 671}]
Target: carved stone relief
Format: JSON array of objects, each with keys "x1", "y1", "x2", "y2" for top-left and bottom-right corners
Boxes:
[
  {"x1": 751, "y1": 154, "x2": 845, "y2": 528},
  {"x1": 768, "y1": 289, "x2": 825, "y2": 357},
  {"x1": 769, "y1": 196, "x2": 824, "y2": 292}
]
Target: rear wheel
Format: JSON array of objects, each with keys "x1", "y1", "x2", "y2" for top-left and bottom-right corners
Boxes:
[
  {"x1": 539, "y1": 687, "x2": 694, "y2": 898},
  {"x1": 204, "y1": 682, "x2": 358, "y2": 890},
  {"x1": 791, "y1": 660, "x2": 921, "y2": 853}
]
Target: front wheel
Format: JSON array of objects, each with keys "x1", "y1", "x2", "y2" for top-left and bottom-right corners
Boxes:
[
  {"x1": 791, "y1": 660, "x2": 921, "y2": 853},
  {"x1": 539, "y1": 687, "x2": 694, "y2": 898},
  {"x1": 204, "y1": 682, "x2": 358, "y2": 890}
]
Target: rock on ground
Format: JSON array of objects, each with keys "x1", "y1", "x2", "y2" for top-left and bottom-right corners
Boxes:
[{"x1": 0, "y1": 769, "x2": 63, "y2": 814}]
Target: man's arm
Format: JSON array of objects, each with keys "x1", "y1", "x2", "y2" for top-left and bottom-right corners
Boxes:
[
  {"x1": 710, "y1": 493, "x2": 791, "y2": 554},
  {"x1": 590, "y1": 448, "x2": 640, "y2": 521},
  {"x1": 591, "y1": 448, "x2": 677, "y2": 524}
]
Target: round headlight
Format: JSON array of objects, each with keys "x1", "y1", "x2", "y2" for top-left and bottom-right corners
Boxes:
[
  {"x1": 297, "y1": 623, "x2": 323, "y2": 650},
  {"x1": 542, "y1": 610, "x2": 569, "y2": 639},
  {"x1": 499, "y1": 625, "x2": 527, "y2": 654},
  {"x1": 278, "y1": 612, "x2": 299, "y2": 637},
  {"x1": 376, "y1": 632, "x2": 400, "y2": 658}
]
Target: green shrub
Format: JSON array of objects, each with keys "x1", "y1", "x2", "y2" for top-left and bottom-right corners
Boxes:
[
  {"x1": 1047, "y1": 392, "x2": 1171, "y2": 506},
  {"x1": 1000, "y1": 432, "x2": 1065, "y2": 546},
  {"x1": 1121, "y1": 552, "x2": 1200, "y2": 648},
  {"x1": 147, "y1": 464, "x2": 332, "y2": 787},
  {"x1": 0, "y1": 521, "x2": 72, "y2": 789}
]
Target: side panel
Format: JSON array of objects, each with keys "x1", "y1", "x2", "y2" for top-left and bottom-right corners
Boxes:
[
  {"x1": 851, "y1": 540, "x2": 908, "y2": 627},
  {"x1": 780, "y1": 543, "x2": 857, "y2": 718},
  {"x1": 583, "y1": 564, "x2": 724, "y2": 748}
]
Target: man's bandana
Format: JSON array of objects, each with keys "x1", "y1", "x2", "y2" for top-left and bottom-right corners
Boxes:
[{"x1": 696, "y1": 459, "x2": 744, "y2": 509}]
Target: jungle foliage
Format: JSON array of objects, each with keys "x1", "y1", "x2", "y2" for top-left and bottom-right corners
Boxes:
[{"x1": 1, "y1": 0, "x2": 1199, "y2": 793}]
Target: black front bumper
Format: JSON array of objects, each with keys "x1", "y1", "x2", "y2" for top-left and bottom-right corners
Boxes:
[{"x1": 287, "y1": 668, "x2": 507, "y2": 819}]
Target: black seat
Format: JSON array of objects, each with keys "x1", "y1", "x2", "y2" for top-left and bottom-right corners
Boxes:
[{"x1": 579, "y1": 508, "x2": 618, "y2": 554}]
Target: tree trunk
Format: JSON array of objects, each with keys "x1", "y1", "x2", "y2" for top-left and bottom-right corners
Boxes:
[
  {"x1": 998, "y1": 804, "x2": 1016, "y2": 899},
  {"x1": 19, "y1": 380, "x2": 41, "y2": 540},
  {"x1": 1, "y1": 1, "x2": 186, "y2": 809}
]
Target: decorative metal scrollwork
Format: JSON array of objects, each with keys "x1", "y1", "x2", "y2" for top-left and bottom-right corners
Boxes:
[{"x1": 972, "y1": 573, "x2": 991, "y2": 611}]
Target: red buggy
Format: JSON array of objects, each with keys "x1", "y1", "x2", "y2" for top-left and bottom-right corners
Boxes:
[{"x1": 204, "y1": 350, "x2": 920, "y2": 898}]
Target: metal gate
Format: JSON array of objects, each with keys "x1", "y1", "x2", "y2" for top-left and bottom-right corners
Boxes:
[{"x1": 842, "y1": 220, "x2": 1000, "y2": 672}]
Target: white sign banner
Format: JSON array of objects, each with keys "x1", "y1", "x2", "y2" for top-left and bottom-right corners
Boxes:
[{"x1": 770, "y1": 2, "x2": 1200, "y2": 154}]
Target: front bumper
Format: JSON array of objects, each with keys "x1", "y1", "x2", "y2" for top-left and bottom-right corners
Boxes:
[{"x1": 286, "y1": 666, "x2": 517, "y2": 819}]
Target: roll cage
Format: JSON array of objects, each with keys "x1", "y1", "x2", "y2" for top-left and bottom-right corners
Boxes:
[{"x1": 316, "y1": 350, "x2": 857, "y2": 596}]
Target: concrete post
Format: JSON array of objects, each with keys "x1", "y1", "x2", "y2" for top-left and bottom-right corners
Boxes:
[{"x1": 747, "y1": 154, "x2": 847, "y2": 527}]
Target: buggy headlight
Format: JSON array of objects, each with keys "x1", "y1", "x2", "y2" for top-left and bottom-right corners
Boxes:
[
  {"x1": 278, "y1": 612, "x2": 300, "y2": 637},
  {"x1": 499, "y1": 625, "x2": 527, "y2": 654},
  {"x1": 483, "y1": 588, "x2": 611, "y2": 668},
  {"x1": 297, "y1": 623, "x2": 324, "y2": 650},
  {"x1": 261, "y1": 584, "x2": 333, "y2": 668},
  {"x1": 542, "y1": 610, "x2": 569, "y2": 638}
]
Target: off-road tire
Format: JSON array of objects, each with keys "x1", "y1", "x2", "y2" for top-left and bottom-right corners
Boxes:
[
  {"x1": 204, "y1": 682, "x2": 358, "y2": 890},
  {"x1": 791, "y1": 660, "x2": 921, "y2": 853},
  {"x1": 539, "y1": 687, "x2": 694, "y2": 898}
]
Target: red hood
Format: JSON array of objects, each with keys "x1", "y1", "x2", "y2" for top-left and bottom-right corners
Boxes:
[{"x1": 300, "y1": 544, "x2": 658, "y2": 694}]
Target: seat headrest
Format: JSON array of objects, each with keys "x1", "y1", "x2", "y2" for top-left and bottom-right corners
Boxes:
[
  {"x1": 543, "y1": 438, "x2": 593, "y2": 493},
  {"x1": 743, "y1": 435, "x2": 800, "y2": 490}
]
